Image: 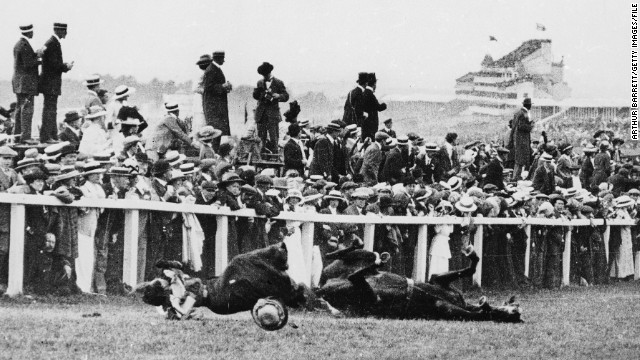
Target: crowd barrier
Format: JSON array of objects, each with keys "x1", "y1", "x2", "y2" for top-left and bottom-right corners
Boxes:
[{"x1": 0, "y1": 193, "x2": 637, "y2": 297}]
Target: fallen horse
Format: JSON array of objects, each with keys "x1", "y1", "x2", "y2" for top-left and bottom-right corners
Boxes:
[
  {"x1": 316, "y1": 245, "x2": 523, "y2": 323},
  {"x1": 133, "y1": 242, "x2": 306, "y2": 330}
]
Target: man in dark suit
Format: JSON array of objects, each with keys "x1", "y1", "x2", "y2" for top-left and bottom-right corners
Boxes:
[
  {"x1": 580, "y1": 145, "x2": 597, "y2": 188},
  {"x1": 149, "y1": 103, "x2": 195, "y2": 157},
  {"x1": 483, "y1": 147, "x2": 509, "y2": 190},
  {"x1": 380, "y1": 118, "x2": 396, "y2": 138},
  {"x1": 532, "y1": 153, "x2": 556, "y2": 195},
  {"x1": 283, "y1": 123, "x2": 306, "y2": 176},
  {"x1": 381, "y1": 139, "x2": 404, "y2": 183},
  {"x1": 508, "y1": 98, "x2": 534, "y2": 180},
  {"x1": 253, "y1": 62, "x2": 289, "y2": 153},
  {"x1": 58, "y1": 110, "x2": 82, "y2": 145},
  {"x1": 608, "y1": 168, "x2": 640, "y2": 197},
  {"x1": 13, "y1": 24, "x2": 41, "y2": 144},
  {"x1": 39, "y1": 23, "x2": 73, "y2": 143},
  {"x1": 342, "y1": 72, "x2": 367, "y2": 126},
  {"x1": 359, "y1": 132, "x2": 389, "y2": 185},
  {"x1": 309, "y1": 123, "x2": 341, "y2": 178},
  {"x1": 435, "y1": 132, "x2": 459, "y2": 182},
  {"x1": 202, "y1": 51, "x2": 232, "y2": 152},
  {"x1": 361, "y1": 73, "x2": 387, "y2": 141}
]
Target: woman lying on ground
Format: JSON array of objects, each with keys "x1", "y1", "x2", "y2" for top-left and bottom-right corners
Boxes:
[{"x1": 133, "y1": 242, "x2": 307, "y2": 330}]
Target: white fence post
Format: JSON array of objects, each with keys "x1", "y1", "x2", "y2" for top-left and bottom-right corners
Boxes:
[
  {"x1": 363, "y1": 224, "x2": 375, "y2": 252},
  {"x1": 472, "y1": 220, "x2": 483, "y2": 287},
  {"x1": 635, "y1": 251, "x2": 640, "y2": 281},
  {"x1": 215, "y1": 215, "x2": 229, "y2": 276},
  {"x1": 413, "y1": 225, "x2": 429, "y2": 282},
  {"x1": 562, "y1": 229, "x2": 572, "y2": 286},
  {"x1": 6, "y1": 204, "x2": 25, "y2": 296},
  {"x1": 524, "y1": 225, "x2": 531, "y2": 278},
  {"x1": 300, "y1": 222, "x2": 314, "y2": 287},
  {"x1": 603, "y1": 225, "x2": 610, "y2": 262},
  {"x1": 122, "y1": 209, "x2": 139, "y2": 287}
]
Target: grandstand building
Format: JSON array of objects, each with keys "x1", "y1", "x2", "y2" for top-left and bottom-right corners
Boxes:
[{"x1": 455, "y1": 39, "x2": 571, "y2": 118}]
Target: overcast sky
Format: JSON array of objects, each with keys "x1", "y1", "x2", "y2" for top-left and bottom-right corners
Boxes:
[{"x1": 1, "y1": 0, "x2": 628, "y2": 99}]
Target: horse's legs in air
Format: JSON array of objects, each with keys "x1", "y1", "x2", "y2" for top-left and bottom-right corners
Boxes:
[{"x1": 430, "y1": 246, "x2": 479, "y2": 288}]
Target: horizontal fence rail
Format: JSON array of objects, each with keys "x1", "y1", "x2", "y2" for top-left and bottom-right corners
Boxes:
[{"x1": 0, "y1": 193, "x2": 636, "y2": 296}]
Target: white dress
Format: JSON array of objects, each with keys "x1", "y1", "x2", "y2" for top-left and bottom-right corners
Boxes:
[
  {"x1": 428, "y1": 216, "x2": 454, "y2": 280},
  {"x1": 283, "y1": 206, "x2": 309, "y2": 285},
  {"x1": 79, "y1": 122, "x2": 110, "y2": 157},
  {"x1": 610, "y1": 210, "x2": 635, "y2": 279},
  {"x1": 76, "y1": 181, "x2": 106, "y2": 293}
]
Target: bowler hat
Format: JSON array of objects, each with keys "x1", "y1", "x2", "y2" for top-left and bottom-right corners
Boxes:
[
  {"x1": 374, "y1": 132, "x2": 390, "y2": 142},
  {"x1": 218, "y1": 172, "x2": 246, "y2": 187},
  {"x1": 196, "y1": 54, "x2": 212, "y2": 65},
  {"x1": 383, "y1": 118, "x2": 393, "y2": 125},
  {"x1": 257, "y1": 62, "x2": 274, "y2": 76},
  {"x1": 522, "y1": 98, "x2": 533, "y2": 106},
  {"x1": 63, "y1": 111, "x2": 81, "y2": 123},
  {"x1": 152, "y1": 160, "x2": 171, "y2": 176}
]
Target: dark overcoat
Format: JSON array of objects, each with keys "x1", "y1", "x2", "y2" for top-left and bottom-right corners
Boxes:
[
  {"x1": 202, "y1": 63, "x2": 230, "y2": 135},
  {"x1": 512, "y1": 108, "x2": 533, "y2": 166},
  {"x1": 39, "y1": 36, "x2": 68, "y2": 96},
  {"x1": 253, "y1": 77, "x2": 289, "y2": 125},
  {"x1": 13, "y1": 37, "x2": 39, "y2": 95}
]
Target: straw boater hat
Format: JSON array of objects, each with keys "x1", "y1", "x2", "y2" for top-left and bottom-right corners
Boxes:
[
  {"x1": 179, "y1": 163, "x2": 200, "y2": 175},
  {"x1": 93, "y1": 150, "x2": 116, "y2": 164},
  {"x1": 83, "y1": 74, "x2": 104, "y2": 87},
  {"x1": 218, "y1": 172, "x2": 245, "y2": 187},
  {"x1": 15, "y1": 158, "x2": 41, "y2": 173},
  {"x1": 298, "y1": 119, "x2": 310, "y2": 127},
  {"x1": 447, "y1": 176, "x2": 463, "y2": 191},
  {"x1": 167, "y1": 169, "x2": 186, "y2": 182},
  {"x1": 615, "y1": 195, "x2": 635, "y2": 208},
  {"x1": 42, "y1": 142, "x2": 66, "y2": 161},
  {"x1": 324, "y1": 190, "x2": 346, "y2": 203},
  {"x1": 424, "y1": 143, "x2": 439, "y2": 152},
  {"x1": 19, "y1": 24, "x2": 33, "y2": 34},
  {"x1": 120, "y1": 117, "x2": 141, "y2": 127},
  {"x1": 251, "y1": 297, "x2": 288, "y2": 331},
  {"x1": 85, "y1": 105, "x2": 107, "y2": 120},
  {"x1": 164, "y1": 102, "x2": 179, "y2": 113},
  {"x1": 44, "y1": 164, "x2": 61, "y2": 176},
  {"x1": 123, "y1": 135, "x2": 141, "y2": 148},
  {"x1": 113, "y1": 85, "x2": 135, "y2": 100},
  {"x1": 435, "y1": 200, "x2": 454, "y2": 212},
  {"x1": 455, "y1": 195, "x2": 478, "y2": 213},
  {"x1": 53, "y1": 166, "x2": 80, "y2": 183},
  {"x1": 197, "y1": 125, "x2": 222, "y2": 141},
  {"x1": 107, "y1": 166, "x2": 138, "y2": 177},
  {"x1": 81, "y1": 161, "x2": 106, "y2": 176},
  {"x1": 0, "y1": 146, "x2": 17, "y2": 158},
  {"x1": 415, "y1": 187, "x2": 434, "y2": 201},
  {"x1": 164, "y1": 150, "x2": 186, "y2": 167}
]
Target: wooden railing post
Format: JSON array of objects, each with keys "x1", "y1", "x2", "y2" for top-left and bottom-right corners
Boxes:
[
  {"x1": 562, "y1": 229, "x2": 572, "y2": 286},
  {"x1": 603, "y1": 225, "x2": 610, "y2": 262},
  {"x1": 472, "y1": 220, "x2": 483, "y2": 287},
  {"x1": 524, "y1": 225, "x2": 531, "y2": 277},
  {"x1": 635, "y1": 251, "x2": 640, "y2": 281},
  {"x1": 122, "y1": 209, "x2": 139, "y2": 287},
  {"x1": 215, "y1": 215, "x2": 229, "y2": 276},
  {"x1": 363, "y1": 224, "x2": 375, "y2": 252},
  {"x1": 300, "y1": 222, "x2": 314, "y2": 287},
  {"x1": 413, "y1": 225, "x2": 429, "y2": 282},
  {"x1": 6, "y1": 204, "x2": 25, "y2": 296}
]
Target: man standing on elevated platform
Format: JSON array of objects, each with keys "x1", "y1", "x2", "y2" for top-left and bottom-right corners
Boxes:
[{"x1": 13, "y1": 24, "x2": 42, "y2": 145}]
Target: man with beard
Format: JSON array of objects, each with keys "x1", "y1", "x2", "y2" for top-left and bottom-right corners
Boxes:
[
  {"x1": 39, "y1": 23, "x2": 74, "y2": 143},
  {"x1": 202, "y1": 51, "x2": 232, "y2": 152}
]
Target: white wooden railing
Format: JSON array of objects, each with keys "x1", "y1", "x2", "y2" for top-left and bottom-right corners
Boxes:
[{"x1": 0, "y1": 193, "x2": 637, "y2": 296}]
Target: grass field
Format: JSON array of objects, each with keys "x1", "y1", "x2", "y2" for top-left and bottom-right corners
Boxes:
[{"x1": 1, "y1": 282, "x2": 640, "y2": 359}]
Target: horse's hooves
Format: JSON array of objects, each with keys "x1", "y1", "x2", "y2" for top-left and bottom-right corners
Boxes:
[
  {"x1": 380, "y1": 252, "x2": 391, "y2": 263},
  {"x1": 478, "y1": 296, "x2": 487, "y2": 306},
  {"x1": 462, "y1": 245, "x2": 474, "y2": 256}
]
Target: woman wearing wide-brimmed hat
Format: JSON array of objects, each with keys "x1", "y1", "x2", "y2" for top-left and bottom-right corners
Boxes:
[
  {"x1": 79, "y1": 105, "x2": 111, "y2": 157},
  {"x1": 427, "y1": 200, "x2": 456, "y2": 280},
  {"x1": 215, "y1": 172, "x2": 245, "y2": 260},
  {"x1": 608, "y1": 195, "x2": 636, "y2": 281}
]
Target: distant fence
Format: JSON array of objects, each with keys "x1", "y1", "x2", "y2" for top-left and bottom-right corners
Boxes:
[{"x1": 0, "y1": 193, "x2": 637, "y2": 296}]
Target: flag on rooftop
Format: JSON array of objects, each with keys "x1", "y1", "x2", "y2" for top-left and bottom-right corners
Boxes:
[{"x1": 489, "y1": 35, "x2": 497, "y2": 41}]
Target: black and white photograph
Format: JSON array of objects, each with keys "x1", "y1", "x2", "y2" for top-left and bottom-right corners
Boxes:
[{"x1": 0, "y1": 0, "x2": 637, "y2": 358}]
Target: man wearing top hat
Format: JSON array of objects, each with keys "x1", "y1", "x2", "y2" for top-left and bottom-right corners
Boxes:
[
  {"x1": 342, "y1": 72, "x2": 368, "y2": 127},
  {"x1": 508, "y1": 98, "x2": 534, "y2": 180},
  {"x1": 361, "y1": 73, "x2": 387, "y2": 141},
  {"x1": 13, "y1": 24, "x2": 43, "y2": 144},
  {"x1": 253, "y1": 62, "x2": 289, "y2": 153},
  {"x1": 203, "y1": 51, "x2": 232, "y2": 152},
  {"x1": 39, "y1": 22, "x2": 74, "y2": 143},
  {"x1": 58, "y1": 110, "x2": 82, "y2": 145}
]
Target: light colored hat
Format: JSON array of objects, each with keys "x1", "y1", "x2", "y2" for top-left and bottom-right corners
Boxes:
[
  {"x1": 435, "y1": 200, "x2": 454, "y2": 212},
  {"x1": 251, "y1": 297, "x2": 288, "y2": 331},
  {"x1": 123, "y1": 135, "x2": 141, "y2": 148},
  {"x1": 447, "y1": 176, "x2": 462, "y2": 191},
  {"x1": 351, "y1": 188, "x2": 370, "y2": 199},
  {"x1": 165, "y1": 150, "x2": 186, "y2": 167},
  {"x1": 615, "y1": 195, "x2": 635, "y2": 208},
  {"x1": 179, "y1": 163, "x2": 199, "y2": 175},
  {"x1": 15, "y1": 158, "x2": 41, "y2": 172},
  {"x1": 260, "y1": 168, "x2": 277, "y2": 178},
  {"x1": 81, "y1": 161, "x2": 106, "y2": 176},
  {"x1": 107, "y1": 166, "x2": 138, "y2": 177},
  {"x1": 164, "y1": 102, "x2": 179, "y2": 112},
  {"x1": 0, "y1": 146, "x2": 18, "y2": 158},
  {"x1": 598, "y1": 182, "x2": 613, "y2": 192},
  {"x1": 83, "y1": 74, "x2": 104, "y2": 87},
  {"x1": 298, "y1": 119, "x2": 310, "y2": 127},
  {"x1": 539, "y1": 153, "x2": 553, "y2": 162},
  {"x1": 120, "y1": 118, "x2": 142, "y2": 126},
  {"x1": 19, "y1": 24, "x2": 33, "y2": 34},
  {"x1": 197, "y1": 125, "x2": 222, "y2": 141},
  {"x1": 167, "y1": 169, "x2": 186, "y2": 182},
  {"x1": 324, "y1": 190, "x2": 346, "y2": 202},
  {"x1": 455, "y1": 195, "x2": 477, "y2": 213},
  {"x1": 438, "y1": 181, "x2": 452, "y2": 191},
  {"x1": 85, "y1": 105, "x2": 107, "y2": 119},
  {"x1": 563, "y1": 187, "x2": 577, "y2": 198},
  {"x1": 93, "y1": 151, "x2": 117, "y2": 164},
  {"x1": 52, "y1": 166, "x2": 80, "y2": 182},
  {"x1": 114, "y1": 85, "x2": 135, "y2": 100},
  {"x1": 285, "y1": 189, "x2": 303, "y2": 202},
  {"x1": 415, "y1": 187, "x2": 434, "y2": 201}
]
